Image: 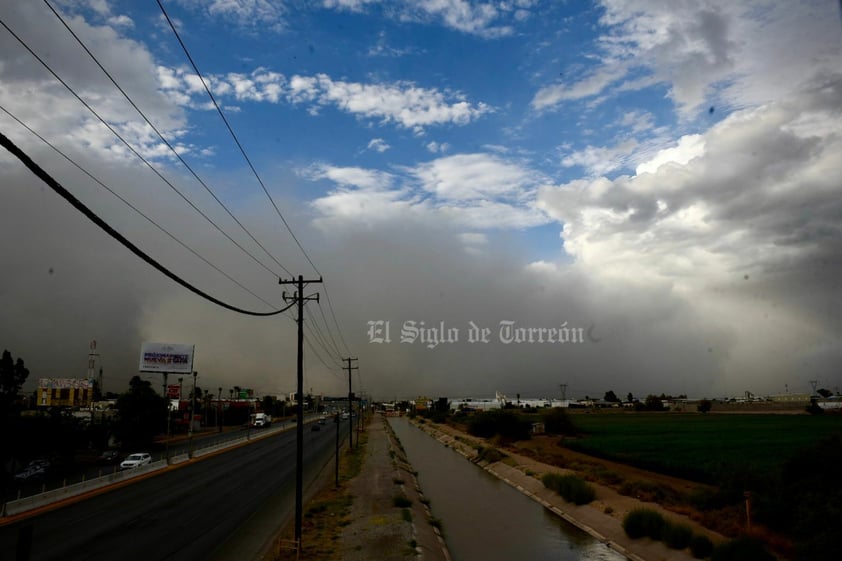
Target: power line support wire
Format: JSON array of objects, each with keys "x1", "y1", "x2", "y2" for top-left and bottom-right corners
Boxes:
[
  {"x1": 0, "y1": 131, "x2": 290, "y2": 317},
  {"x1": 280, "y1": 275, "x2": 322, "y2": 552}
]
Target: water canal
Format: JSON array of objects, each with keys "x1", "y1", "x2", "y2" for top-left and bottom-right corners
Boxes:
[{"x1": 389, "y1": 417, "x2": 626, "y2": 561}]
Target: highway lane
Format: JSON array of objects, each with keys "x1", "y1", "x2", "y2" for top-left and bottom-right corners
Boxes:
[
  {"x1": 6, "y1": 419, "x2": 306, "y2": 502},
  {"x1": 1, "y1": 421, "x2": 348, "y2": 561}
]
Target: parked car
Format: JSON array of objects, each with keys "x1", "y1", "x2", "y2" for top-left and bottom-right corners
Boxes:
[
  {"x1": 119, "y1": 453, "x2": 152, "y2": 470},
  {"x1": 97, "y1": 450, "x2": 120, "y2": 464},
  {"x1": 14, "y1": 460, "x2": 50, "y2": 482}
]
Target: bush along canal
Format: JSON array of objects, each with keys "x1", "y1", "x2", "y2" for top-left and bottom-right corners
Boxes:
[{"x1": 388, "y1": 417, "x2": 627, "y2": 561}]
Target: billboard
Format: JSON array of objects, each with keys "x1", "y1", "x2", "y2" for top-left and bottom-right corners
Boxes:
[
  {"x1": 38, "y1": 378, "x2": 93, "y2": 389},
  {"x1": 139, "y1": 342, "x2": 195, "y2": 374},
  {"x1": 167, "y1": 385, "x2": 181, "y2": 399}
]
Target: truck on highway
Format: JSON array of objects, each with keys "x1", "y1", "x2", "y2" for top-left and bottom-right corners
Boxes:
[{"x1": 250, "y1": 412, "x2": 272, "y2": 428}]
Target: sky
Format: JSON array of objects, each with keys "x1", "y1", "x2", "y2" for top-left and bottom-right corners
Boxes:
[{"x1": 1, "y1": 0, "x2": 841, "y2": 401}]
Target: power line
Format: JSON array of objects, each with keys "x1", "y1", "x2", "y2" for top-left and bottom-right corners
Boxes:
[
  {"x1": 302, "y1": 311, "x2": 339, "y2": 362},
  {"x1": 303, "y1": 308, "x2": 344, "y2": 370},
  {"x1": 0, "y1": 17, "x2": 285, "y2": 280},
  {"x1": 321, "y1": 281, "x2": 352, "y2": 355},
  {"x1": 315, "y1": 300, "x2": 345, "y2": 358},
  {"x1": 303, "y1": 333, "x2": 343, "y2": 378},
  {"x1": 0, "y1": 130, "x2": 293, "y2": 317},
  {"x1": 156, "y1": 1, "x2": 356, "y2": 358},
  {"x1": 43, "y1": 0, "x2": 293, "y2": 279},
  {"x1": 0, "y1": 104, "x2": 278, "y2": 310},
  {"x1": 307, "y1": 305, "x2": 344, "y2": 360},
  {"x1": 304, "y1": 323, "x2": 343, "y2": 370},
  {"x1": 157, "y1": 0, "x2": 317, "y2": 275}
]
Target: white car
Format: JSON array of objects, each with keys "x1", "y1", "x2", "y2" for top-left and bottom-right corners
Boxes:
[{"x1": 120, "y1": 453, "x2": 152, "y2": 470}]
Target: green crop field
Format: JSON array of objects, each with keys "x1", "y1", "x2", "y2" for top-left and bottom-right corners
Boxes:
[{"x1": 566, "y1": 413, "x2": 842, "y2": 483}]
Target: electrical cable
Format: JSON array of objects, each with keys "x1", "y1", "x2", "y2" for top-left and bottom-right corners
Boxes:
[
  {"x1": 0, "y1": 104, "x2": 278, "y2": 310},
  {"x1": 304, "y1": 323, "x2": 341, "y2": 368},
  {"x1": 304, "y1": 332, "x2": 343, "y2": 377},
  {"x1": 303, "y1": 313, "x2": 343, "y2": 370},
  {"x1": 0, "y1": 130, "x2": 293, "y2": 317},
  {"x1": 320, "y1": 282, "x2": 352, "y2": 355},
  {"x1": 0, "y1": 17, "x2": 284, "y2": 280},
  {"x1": 306, "y1": 305, "x2": 344, "y2": 360},
  {"x1": 314, "y1": 300, "x2": 345, "y2": 358},
  {"x1": 43, "y1": 0, "x2": 293, "y2": 278},
  {"x1": 157, "y1": 0, "x2": 316, "y2": 275},
  {"x1": 156, "y1": 0, "x2": 354, "y2": 354}
]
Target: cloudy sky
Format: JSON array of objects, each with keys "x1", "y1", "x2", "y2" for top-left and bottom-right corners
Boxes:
[{"x1": 1, "y1": 0, "x2": 840, "y2": 401}]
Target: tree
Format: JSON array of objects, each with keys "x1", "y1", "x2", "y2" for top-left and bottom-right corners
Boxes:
[
  {"x1": 604, "y1": 390, "x2": 620, "y2": 403},
  {"x1": 1, "y1": 350, "x2": 30, "y2": 487},
  {"x1": 114, "y1": 376, "x2": 167, "y2": 449},
  {"x1": 627, "y1": 392, "x2": 634, "y2": 403},
  {"x1": 697, "y1": 399, "x2": 712, "y2": 414},
  {"x1": 542, "y1": 407, "x2": 577, "y2": 435},
  {"x1": 805, "y1": 398, "x2": 824, "y2": 415},
  {"x1": 188, "y1": 385, "x2": 203, "y2": 414},
  {"x1": 816, "y1": 388, "x2": 832, "y2": 398},
  {"x1": 262, "y1": 395, "x2": 275, "y2": 415},
  {"x1": 0, "y1": 349, "x2": 30, "y2": 418},
  {"x1": 641, "y1": 394, "x2": 666, "y2": 411}
]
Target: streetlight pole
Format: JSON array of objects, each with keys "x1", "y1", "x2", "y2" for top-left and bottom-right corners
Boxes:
[
  {"x1": 335, "y1": 412, "x2": 340, "y2": 488},
  {"x1": 164, "y1": 372, "x2": 171, "y2": 464},
  {"x1": 188, "y1": 371, "x2": 197, "y2": 457},
  {"x1": 217, "y1": 387, "x2": 223, "y2": 433}
]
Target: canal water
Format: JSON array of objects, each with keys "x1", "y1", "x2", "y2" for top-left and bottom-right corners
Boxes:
[{"x1": 389, "y1": 417, "x2": 626, "y2": 561}]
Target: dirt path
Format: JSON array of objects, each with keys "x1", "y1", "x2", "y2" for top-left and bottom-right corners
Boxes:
[{"x1": 341, "y1": 416, "x2": 450, "y2": 561}]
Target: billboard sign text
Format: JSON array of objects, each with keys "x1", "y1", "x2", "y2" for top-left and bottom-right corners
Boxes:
[{"x1": 139, "y1": 342, "x2": 195, "y2": 374}]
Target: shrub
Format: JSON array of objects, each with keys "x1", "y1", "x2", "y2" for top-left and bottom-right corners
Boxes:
[
  {"x1": 623, "y1": 508, "x2": 667, "y2": 540},
  {"x1": 542, "y1": 407, "x2": 578, "y2": 435},
  {"x1": 542, "y1": 473, "x2": 597, "y2": 505},
  {"x1": 618, "y1": 479, "x2": 681, "y2": 504},
  {"x1": 393, "y1": 495, "x2": 412, "y2": 508},
  {"x1": 591, "y1": 466, "x2": 623, "y2": 485},
  {"x1": 662, "y1": 522, "x2": 693, "y2": 549},
  {"x1": 467, "y1": 410, "x2": 532, "y2": 440},
  {"x1": 689, "y1": 488, "x2": 730, "y2": 511},
  {"x1": 476, "y1": 446, "x2": 507, "y2": 463},
  {"x1": 711, "y1": 536, "x2": 775, "y2": 561},
  {"x1": 690, "y1": 534, "x2": 714, "y2": 559}
]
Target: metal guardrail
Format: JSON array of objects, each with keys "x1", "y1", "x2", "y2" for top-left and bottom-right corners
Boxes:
[
  {"x1": 3, "y1": 459, "x2": 167, "y2": 516},
  {"x1": 3, "y1": 419, "x2": 305, "y2": 517}
]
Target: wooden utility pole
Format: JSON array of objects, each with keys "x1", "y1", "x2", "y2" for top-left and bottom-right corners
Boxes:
[
  {"x1": 344, "y1": 357, "x2": 358, "y2": 449},
  {"x1": 280, "y1": 275, "x2": 322, "y2": 551}
]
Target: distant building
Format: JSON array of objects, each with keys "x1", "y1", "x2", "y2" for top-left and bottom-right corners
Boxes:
[
  {"x1": 413, "y1": 396, "x2": 431, "y2": 411},
  {"x1": 37, "y1": 378, "x2": 94, "y2": 408},
  {"x1": 767, "y1": 393, "x2": 810, "y2": 403}
]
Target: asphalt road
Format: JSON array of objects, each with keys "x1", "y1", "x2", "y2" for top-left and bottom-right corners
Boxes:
[
  {"x1": 7, "y1": 421, "x2": 308, "y2": 500},
  {"x1": 1, "y1": 421, "x2": 349, "y2": 561}
]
